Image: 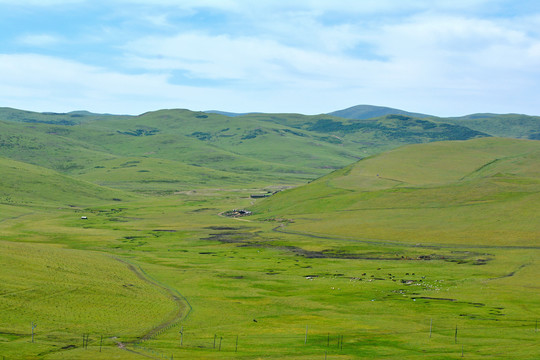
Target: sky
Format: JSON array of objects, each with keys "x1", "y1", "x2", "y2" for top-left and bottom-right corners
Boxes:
[{"x1": 1, "y1": 0, "x2": 540, "y2": 116}]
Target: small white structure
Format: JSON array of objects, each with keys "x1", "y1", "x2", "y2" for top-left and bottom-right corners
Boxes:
[{"x1": 81, "y1": 216, "x2": 88, "y2": 220}]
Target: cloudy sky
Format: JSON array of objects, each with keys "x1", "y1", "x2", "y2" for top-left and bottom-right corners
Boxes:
[{"x1": 1, "y1": 0, "x2": 539, "y2": 116}]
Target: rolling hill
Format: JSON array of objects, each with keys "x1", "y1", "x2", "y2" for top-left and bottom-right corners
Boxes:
[
  {"x1": 0, "y1": 107, "x2": 497, "y2": 192},
  {"x1": 325, "y1": 105, "x2": 540, "y2": 140},
  {"x1": 0, "y1": 156, "x2": 133, "y2": 208},
  {"x1": 444, "y1": 113, "x2": 540, "y2": 140},
  {"x1": 251, "y1": 137, "x2": 540, "y2": 247}
]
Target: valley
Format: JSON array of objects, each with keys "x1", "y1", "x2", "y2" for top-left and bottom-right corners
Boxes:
[{"x1": 0, "y1": 106, "x2": 538, "y2": 359}]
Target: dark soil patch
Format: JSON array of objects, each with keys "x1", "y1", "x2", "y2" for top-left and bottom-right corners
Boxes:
[
  {"x1": 190, "y1": 207, "x2": 217, "y2": 213},
  {"x1": 217, "y1": 274, "x2": 244, "y2": 279},
  {"x1": 205, "y1": 226, "x2": 247, "y2": 231},
  {"x1": 412, "y1": 296, "x2": 457, "y2": 302},
  {"x1": 202, "y1": 231, "x2": 257, "y2": 244}
]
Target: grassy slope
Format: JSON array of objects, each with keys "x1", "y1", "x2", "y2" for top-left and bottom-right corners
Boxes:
[
  {"x1": 0, "y1": 240, "x2": 179, "y2": 359},
  {"x1": 0, "y1": 108, "x2": 495, "y2": 191},
  {"x1": 0, "y1": 156, "x2": 134, "y2": 207},
  {"x1": 0, "y1": 119, "x2": 118, "y2": 173},
  {"x1": 251, "y1": 138, "x2": 540, "y2": 246},
  {"x1": 79, "y1": 109, "x2": 356, "y2": 178},
  {"x1": 444, "y1": 113, "x2": 540, "y2": 139},
  {"x1": 250, "y1": 112, "x2": 489, "y2": 146}
]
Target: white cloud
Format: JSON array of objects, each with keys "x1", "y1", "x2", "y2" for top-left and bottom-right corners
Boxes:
[
  {"x1": 116, "y1": 8, "x2": 540, "y2": 116},
  {"x1": 1, "y1": 1, "x2": 540, "y2": 115},
  {"x1": 18, "y1": 34, "x2": 63, "y2": 47},
  {"x1": 0, "y1": 54, "x2": 178, "y2": 113},
  {"x1": 123, "y1": 32, "x2": 384, "y2": 88},
  {"x1": 372, "y1": 14, "x2": 540, "y2": 79},
  {"x1": 1, "y1": 48, "x2": 539, "y2": 116}
]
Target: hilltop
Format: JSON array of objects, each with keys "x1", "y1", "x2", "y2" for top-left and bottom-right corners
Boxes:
[{"x1": 327, "y1": 104, "x2": 432, "y2": 119}]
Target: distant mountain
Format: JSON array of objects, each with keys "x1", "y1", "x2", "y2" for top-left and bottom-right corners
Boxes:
[
  {"x1": 204, "y1": 110, "x2": 261, "y2": 117},
  {"x1": 328, "y1": 105, "x2": 432, "y2": 120},
  {"x1": 328, "y1": 105, "x2": 540, "y2": 140},
  {"x1": 0, "y1": 107, "x2": 129, "y2": 125},
  {"x1": 444, "y1": 113, "x2": 540, "y2": 140}
]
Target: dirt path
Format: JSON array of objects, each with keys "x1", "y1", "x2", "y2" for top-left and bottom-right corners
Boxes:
[
  {"x1": 0, "y1": 211, "x2": 36, "y2": 224},
  {"x1": 487, "y1": 263, "x2": 531, "y2": 281},
  {"x1": 113, "y1": 257, "x2": 192, "y2": 341}
]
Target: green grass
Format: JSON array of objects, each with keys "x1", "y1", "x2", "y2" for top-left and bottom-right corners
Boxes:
[
  {"x1": 0, "y1": 240, "x2": 182, "y2": 359},
  {"x1": 0, "y1": 156, "x2": 135, "y2": 206},
  {"x1": 445, "y1": 113, "x2": 540, "y2": 139},
  {"x1": 0, "y1": 137, "x2": 538, "y2": 359},
  {"x1": 252, "y1": 138, "x2": 540, "y2": 245},
  {"x1": 0, "y1": 107, "x2": 502, "y2": 191}
]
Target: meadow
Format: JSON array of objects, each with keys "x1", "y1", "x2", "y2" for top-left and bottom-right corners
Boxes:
[{"x1": 0, "y1": 127, "x2": 539, "y2": 358}]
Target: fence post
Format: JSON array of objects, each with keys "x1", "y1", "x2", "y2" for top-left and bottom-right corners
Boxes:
[
  {"x1": 180, "y1": 326, "x2": 183, "y2": 346},
  {"x1": 31, "y1": 322, "x2": 37, "y2": 343}
]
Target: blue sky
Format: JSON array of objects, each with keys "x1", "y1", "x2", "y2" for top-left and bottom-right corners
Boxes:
[{"x1": 1, "y1": 0, "x2": 540, "y2": 116}]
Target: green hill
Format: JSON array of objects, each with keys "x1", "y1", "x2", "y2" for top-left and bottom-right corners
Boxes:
[
  {"x1": 0, "y1": 240, "x2": 180, "y2": 357},
  {"x1": 0, "y1": 108, "x2": 494, "y2": 192},
  {"x1": 444, "y1": 113, "x2": 540, "y2": 140},
  {"x1": 0, "y1": 157, "x2": 133, "y2": 207},
  {"x1": 251, "y1": 137, "x2": 540, "y2": 247},
  {"x1": 325, "y1": 105, "x2": 539, "y2": 140}
]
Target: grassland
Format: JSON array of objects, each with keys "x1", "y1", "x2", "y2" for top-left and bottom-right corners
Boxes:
[
  {"x1": 0, "y1": 106, "x2": 499, "y2": 192},
  {"x1": 251, "y1": 138, "x2": 540, "y2": 245},
  {"x1": 0, "y1": 128, "x2": 538, "y2": 358}
]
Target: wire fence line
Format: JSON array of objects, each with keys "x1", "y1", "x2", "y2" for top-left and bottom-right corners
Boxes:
[{"x1": 1, "y1": 317, "x2": 537, "y2": 359}]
